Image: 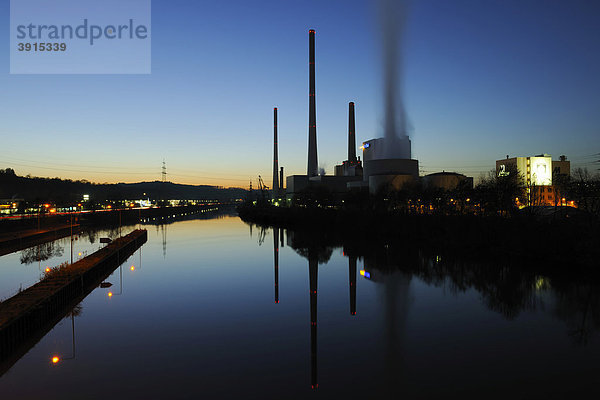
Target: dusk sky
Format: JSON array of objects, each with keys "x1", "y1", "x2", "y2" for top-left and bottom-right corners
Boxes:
[{"x1": 1, "y1": 0, "x2": 599, "y2": 188}]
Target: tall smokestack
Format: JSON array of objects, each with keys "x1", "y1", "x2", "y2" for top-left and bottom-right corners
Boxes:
[
  {"x1": 348, "y1": 102, "x2": 357, "y2": 163},
  {"x1": 279, "y1": 167, "x2": 284, "y2": 194},
  {"x1": 307, "y1": 29, "x2": 318, "y2": 177},
  {"x1": 273, "y1": 107, "x2": 279, "y2": 194}
]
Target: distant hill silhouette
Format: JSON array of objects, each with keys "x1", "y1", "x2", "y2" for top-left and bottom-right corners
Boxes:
[{"x1": 0, "y1": 168, "x2": 246, "y2": 203}]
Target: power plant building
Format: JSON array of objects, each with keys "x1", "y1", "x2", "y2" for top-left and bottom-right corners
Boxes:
[
  {"x1": 334, "y1": 102, "x2": 363, "y2": 178},
  {"x1": 284, "y1": 28, "x2": 421, "y2": 197},
  {"x1": 359, "y1": 138, "x2": 419, "y2": 194},
  {"x1": 422, "y1": 172, "x2": 473, "y2": 191},
  {"x1": 496, "y1": 154, "x2": 571, "y2": 206}
]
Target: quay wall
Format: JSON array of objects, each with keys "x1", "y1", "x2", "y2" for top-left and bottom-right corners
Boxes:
[{"x1": 0, "y1": 229, "x2": 147, "y2": 370}]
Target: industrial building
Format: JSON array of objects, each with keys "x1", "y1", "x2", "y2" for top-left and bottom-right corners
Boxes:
[
  {"x1": 496, "y1": 154, "x2": 571, "y2": 206},
  {"x1": 281, "y1": 29, "x2": 421, "y2": 198},
  {"x1": 422, "y1": 172, "x2": 473, "y2": 191},
  {"x1": 334, "y1": 102, "x2": 363, "y2": 178},
  {"x1": 269, "y1": 31, "x2": 577, "y2": 208},
  {"x1": 284, "y1": 30, "x2": 363, "y2": 197},
  {"x1": 358, "y1": 137, "x2": 419, "y2": 194},
  {"x1": 0, "y1": 199, "x2": 23, "y2": 215}
]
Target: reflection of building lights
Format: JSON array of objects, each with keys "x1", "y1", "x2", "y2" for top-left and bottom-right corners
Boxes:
[
  {"x1": 535, "y1": 276, "x2": 549, "y2": 291},
  {"x1": 52, "y1": 356, "x2": 60, "y2": 364}
]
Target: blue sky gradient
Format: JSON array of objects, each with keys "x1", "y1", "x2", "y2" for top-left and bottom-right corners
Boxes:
[{"x1": 1, "y1": 0, "x2": 599, "y2": 187}]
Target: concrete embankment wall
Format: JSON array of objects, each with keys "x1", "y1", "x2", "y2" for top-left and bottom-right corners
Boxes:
[
  {"x1": 0, "y1": 229, "x2": 147, "y2": 369},
  {"x1": 0, "y1": 204, "x2": 219, "y2": 256},
  {"x1": 0, "y1": 225, "x2": 78, "y2": 257}
]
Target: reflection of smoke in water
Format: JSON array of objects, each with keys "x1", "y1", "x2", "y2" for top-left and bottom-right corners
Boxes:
[
  {"x1": 382, "y1": 271, "x2": 412, "y2": 396},
  {"x1": 379, "y1": 0, "x2": 411, "y2": 159}
]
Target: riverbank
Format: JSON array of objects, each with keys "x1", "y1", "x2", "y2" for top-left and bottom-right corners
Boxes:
[
  {"x1": 0, "y1": 204, "x2": 223, "y2": 256},
  {"x1": 0, "y1": 224, "x2": 79, "y2": 257},
  {"x1": 238, "y1": 204, "x2": 599, "y2": 271}
]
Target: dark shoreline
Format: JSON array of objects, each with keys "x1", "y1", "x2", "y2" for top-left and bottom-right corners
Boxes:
[
  {"x1": 238, "y1": 205, "x2": 599, "y2": 272},
  {"x1": 0, "y1": 204, "x2": 224, "y2": 256}
]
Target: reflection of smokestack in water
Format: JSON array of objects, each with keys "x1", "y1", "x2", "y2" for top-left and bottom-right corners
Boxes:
[
  {"x1": 309, "y1": 254, "x2": 318, "y2": 389},
  {"x1": 348, "y1": 102, "x2": 357, "y2": 163},
  {"x1": 349, "y1": 256, "x2": 357, "y2": 315},
  {"x1": 273, "y1": 108, "x2": 279, "y2": 194},
  {"x1": 160, "y1": 224, "x2": 167, "y2": 258},
  {"x1": 273, "y1": 228, "x2": 279, "y2": 303},
  {"x1": 307, "y1": 29, "x2": 319, "y2": 177},
  {"x1": 379, "y1": 0, "x2": 411, "y2": 159}
]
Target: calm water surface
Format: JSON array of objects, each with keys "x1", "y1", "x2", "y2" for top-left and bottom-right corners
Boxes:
[
  {"x1": 0, "y1": 225, "x2": 133, "y2": 301},
  {"x1": 1, "y1": 212, "x2": 599, "y2": 399}
]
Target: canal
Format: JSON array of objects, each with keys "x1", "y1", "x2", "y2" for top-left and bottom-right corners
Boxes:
[{"x1": 0, "y1": 209, "x2": 599, "y2": 398}]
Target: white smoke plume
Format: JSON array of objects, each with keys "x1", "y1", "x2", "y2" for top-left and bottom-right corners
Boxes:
[{"x1": 378, "y1": 0, "x2": 411, "y2": 159}]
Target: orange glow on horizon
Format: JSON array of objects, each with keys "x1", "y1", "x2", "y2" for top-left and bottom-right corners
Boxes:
[{"x1": 3, "y1": 167, "x2": 249, "y2": 189}]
